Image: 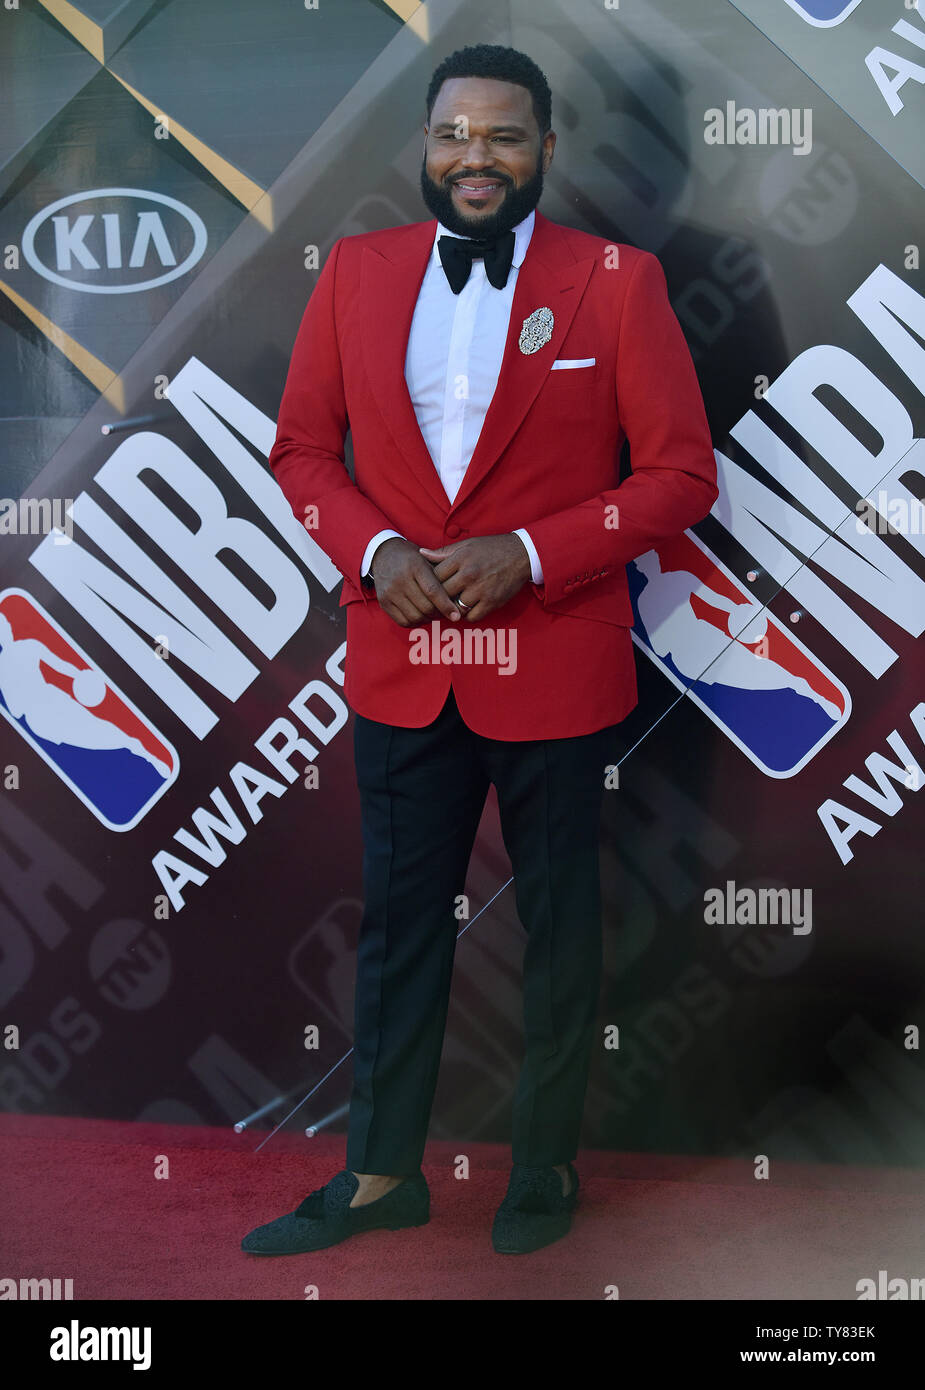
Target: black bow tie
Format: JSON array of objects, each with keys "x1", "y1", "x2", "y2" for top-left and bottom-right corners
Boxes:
[{"x1": 437, "y1": 229, "x2": 516, "y2": 293}]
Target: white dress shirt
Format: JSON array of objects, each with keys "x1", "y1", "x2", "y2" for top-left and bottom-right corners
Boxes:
[{"x1": 360, "y1": 208, "x2": 544, "y2": 586}]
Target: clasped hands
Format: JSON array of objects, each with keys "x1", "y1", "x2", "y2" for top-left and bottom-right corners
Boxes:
[{"x1": 369, "y1": 534, "x2": 532, "y2": 628}]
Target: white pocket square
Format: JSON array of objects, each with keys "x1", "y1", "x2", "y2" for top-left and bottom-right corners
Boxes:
[{"x1": 551, "y1": 357, "x2": 596, "y2": 370}]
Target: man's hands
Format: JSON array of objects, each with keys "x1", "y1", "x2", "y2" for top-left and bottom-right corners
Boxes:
[
  {"x1": 370, "y1": 534, "x2": 532, "y2": 628},
  {"x1": 419, "y1": 534, "x2": 531, "y2": 623},
  {"x1": 369, "y1": 537, "x2": 462, "y2": 627}
]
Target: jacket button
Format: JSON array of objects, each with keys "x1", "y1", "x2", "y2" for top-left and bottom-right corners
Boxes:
[{"x1": 446, "y1": 523, "x2": 461, "y2": 538}]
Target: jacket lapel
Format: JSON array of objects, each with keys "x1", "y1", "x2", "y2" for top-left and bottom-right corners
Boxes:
[
  {"x1": 449, "y1": 211, "x2": 594, "y2": 513},
  {"x1": 359, "y1": 209, "x2": 595, "y2": 517},
  {"x1": 360, "y1": 221, "x2": 450, "y2": 514}
]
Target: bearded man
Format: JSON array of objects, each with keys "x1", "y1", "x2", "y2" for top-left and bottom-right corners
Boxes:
[{"x1": 243, "y1": 42, "x2": 717, "y2": 1259}]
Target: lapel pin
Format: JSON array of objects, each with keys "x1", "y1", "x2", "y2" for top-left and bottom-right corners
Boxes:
[{"x1": 519, "y1": 306, "x2": 554, "y2": 354}]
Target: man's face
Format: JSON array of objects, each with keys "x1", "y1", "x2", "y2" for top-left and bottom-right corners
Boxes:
[{"x1": 421, "y1": 75, "x2": 555, "y2": 238}]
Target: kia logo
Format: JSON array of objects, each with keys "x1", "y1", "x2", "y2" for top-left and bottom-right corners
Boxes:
[{"x1": 21, "y1": 187, "x2": 207, "y2": 294}]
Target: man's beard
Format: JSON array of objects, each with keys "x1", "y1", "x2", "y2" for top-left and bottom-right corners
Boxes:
[{"x1": 419, "y1": 157, "x2": 544, "y2": 239}]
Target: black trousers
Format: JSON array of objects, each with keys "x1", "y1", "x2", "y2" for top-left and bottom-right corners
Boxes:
[{"x1": 345, "y1": 685, "x2": 619, "y2": 1176}]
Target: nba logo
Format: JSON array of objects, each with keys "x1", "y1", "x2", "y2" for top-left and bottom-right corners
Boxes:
[
  {"x1": 0, "y1": 589, "x2": 178, "y2": 830},
  {"x1": 783, "y1": 0, "x2": 865, "y2": 26},
  {"x1": 629, "y1": 534, "x2": 850, "y2": 778}
]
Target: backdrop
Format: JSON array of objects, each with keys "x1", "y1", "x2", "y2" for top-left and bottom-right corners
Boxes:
[{"x1": 1, "y1": 0, "x2": 924, "y2": 1167}]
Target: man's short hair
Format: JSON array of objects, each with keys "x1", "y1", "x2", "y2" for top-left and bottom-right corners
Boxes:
[{"x1": 425, "y1": 44, "x2": 552, "y2": 136}]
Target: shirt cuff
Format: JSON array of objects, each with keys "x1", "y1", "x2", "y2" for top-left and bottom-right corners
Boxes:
[
  {"x1": 361, "y1": 529, "x2": 403, "y2": 579},
  {"x1": 513, "y1": 528, "x2": 544, "y2": 586}
]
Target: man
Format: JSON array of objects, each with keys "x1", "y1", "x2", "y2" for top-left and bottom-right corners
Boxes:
[{"x1": 242, "y1": 43, "x2": 717, "y2": 1258}]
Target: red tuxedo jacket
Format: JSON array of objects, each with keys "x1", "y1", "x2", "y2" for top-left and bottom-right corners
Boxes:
[{"x1": 269, "y1": 209, "x2": 718, "y2": 740}]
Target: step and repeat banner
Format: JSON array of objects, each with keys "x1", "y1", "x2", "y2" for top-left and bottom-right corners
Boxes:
[{"x1": 1, "y1": 0, "x2": 923, "y2": 1165}]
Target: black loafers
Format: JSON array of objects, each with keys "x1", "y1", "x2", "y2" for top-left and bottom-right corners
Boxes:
[
  {"x1": 241, "y1": 1169, "x2": 430, "y2": 1255},
  {"x1": 491, "y1": 1162, "x2": 579, "y2": 1254}
]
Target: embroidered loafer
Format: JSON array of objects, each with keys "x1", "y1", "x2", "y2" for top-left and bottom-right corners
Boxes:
[
  {"x1": 241, "y1": 1168, "x2": 430, "y2": 1255},
  {"x1": 491, "y1": 1162, "x2": 579, "y2": 1255}
]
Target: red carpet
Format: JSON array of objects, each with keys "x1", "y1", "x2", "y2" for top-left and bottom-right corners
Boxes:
[{"x1": 2, "y1": 1113, "x2": 924, "y2": 1300}]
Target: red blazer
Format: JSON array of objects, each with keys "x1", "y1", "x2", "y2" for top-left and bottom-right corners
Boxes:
[{"x1": 269, "y1": 209, "x2": 718, "y2": 740}]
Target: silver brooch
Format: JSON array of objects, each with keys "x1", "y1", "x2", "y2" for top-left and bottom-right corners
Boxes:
[{"x1": 519, "y1": 306, "x2": 554, "y2": 354}]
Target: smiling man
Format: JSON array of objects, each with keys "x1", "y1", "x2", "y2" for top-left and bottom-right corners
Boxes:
[{"x1": 244, "y1": 44, "x2": 718, "y2": 1260}]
